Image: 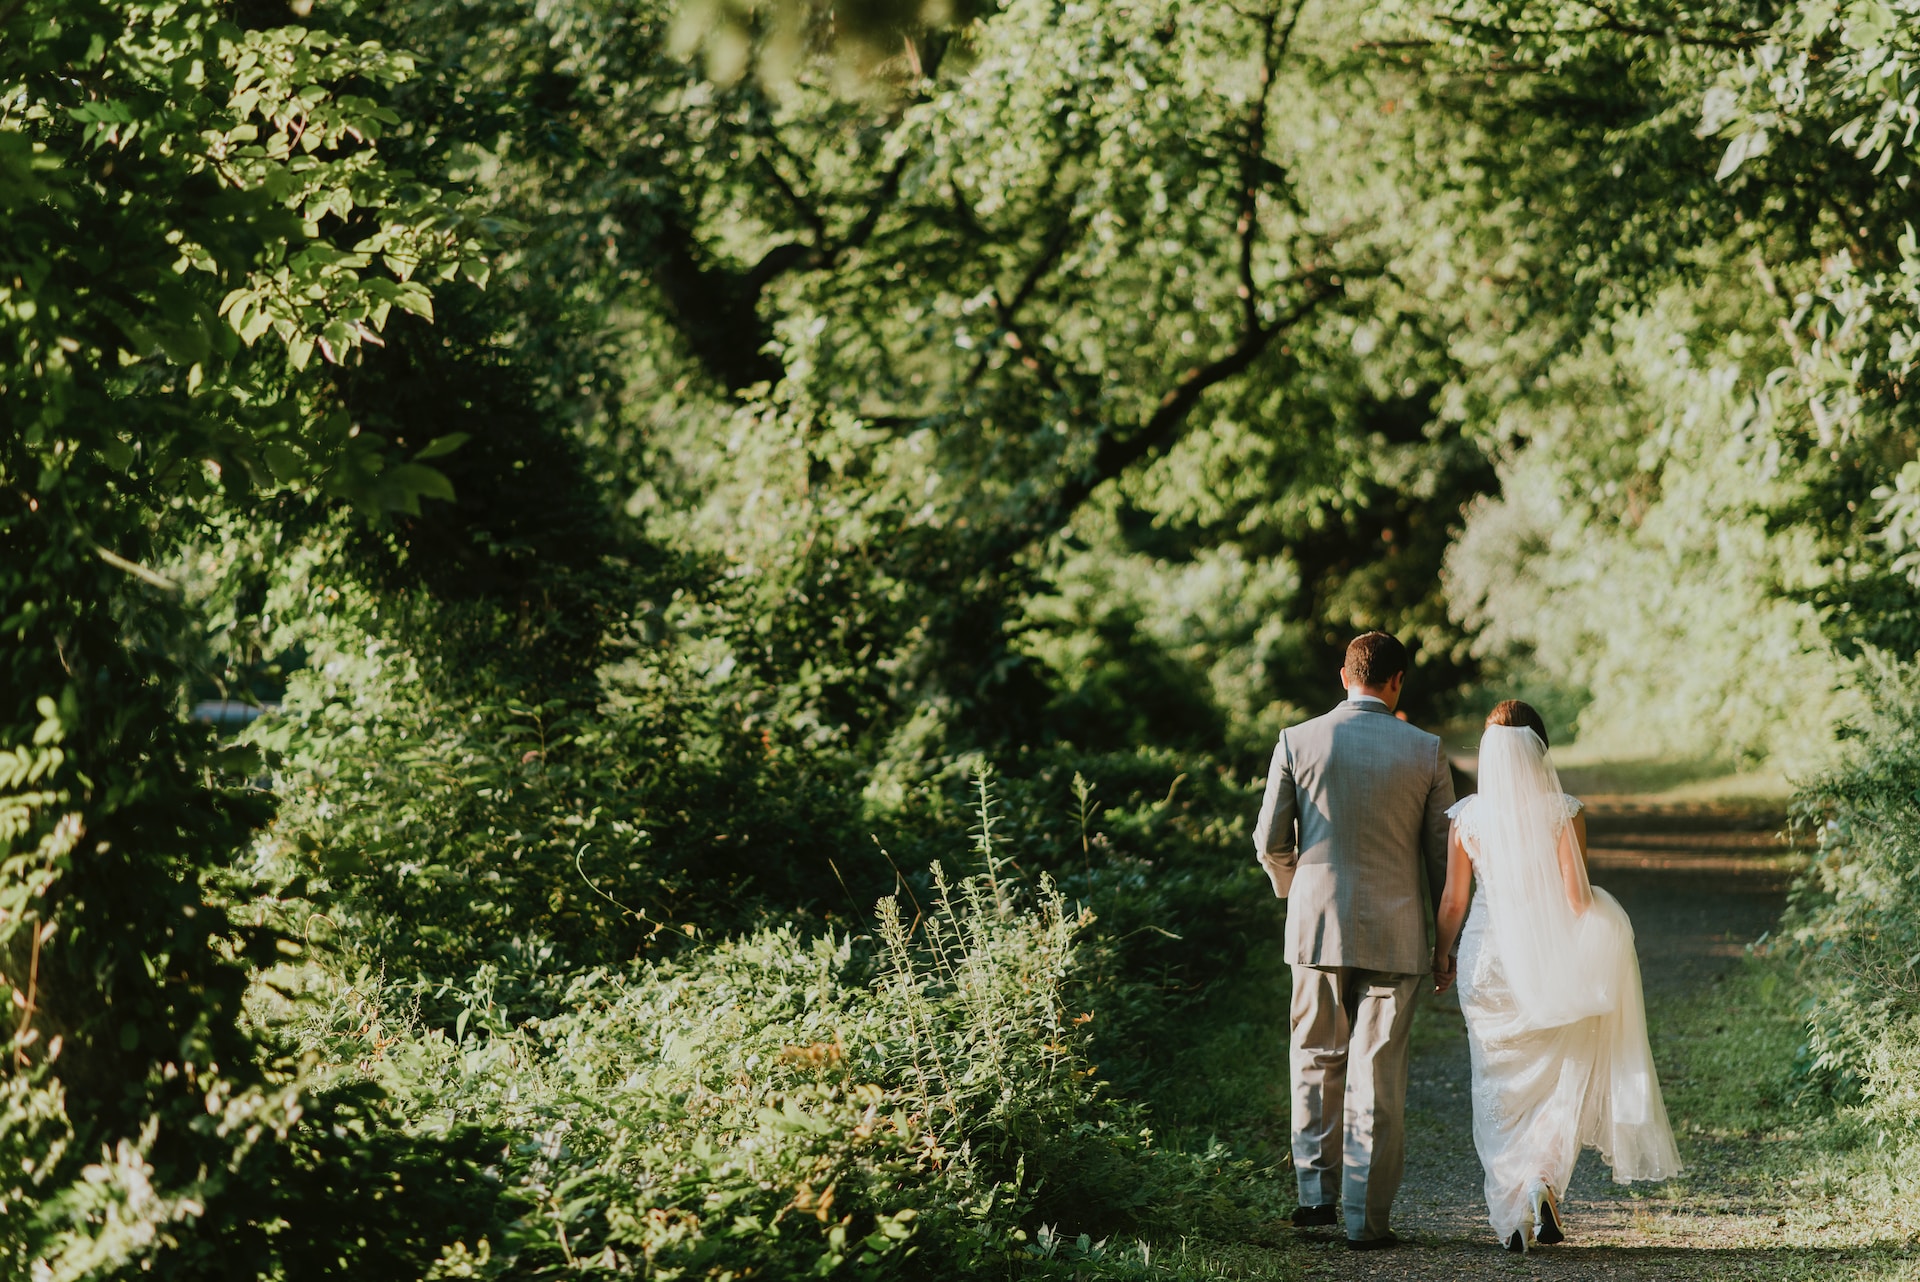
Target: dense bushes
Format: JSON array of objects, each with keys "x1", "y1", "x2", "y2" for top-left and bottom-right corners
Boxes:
[
  {"x1": 232, "y1": 529, "x2": 1273, "y2": 1013},
  {"x1": 184, "y1": 531, "x2": 1281, "y2": 1277},
  {"x1": 1787, "y1": 660, "x2": 1920, "y2": 1111},
  {"x1": 251, "y1": 800, "x2": 1274, "y2": 1277},
  {"x1": 247, "y1": 566, "x2": 877, "y2": 985}
]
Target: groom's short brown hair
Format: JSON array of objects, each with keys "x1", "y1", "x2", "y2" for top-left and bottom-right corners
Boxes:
[{"x1": 1343, "y1": 631, "x2": 1408, "y2": 687}]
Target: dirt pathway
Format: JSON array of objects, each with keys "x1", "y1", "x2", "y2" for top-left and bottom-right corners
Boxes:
[{"x1": 1289, "y1": 800, "x2": 1844, "y2": 1280}]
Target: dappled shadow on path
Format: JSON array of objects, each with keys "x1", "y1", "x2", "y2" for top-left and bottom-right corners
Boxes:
[
  {"x1": 1583, "y1": 802, "x2": 1802, "y2": 998},
  {"x1": 1292, "y1": 1235, "x2": 1918, "y2": 1280}
]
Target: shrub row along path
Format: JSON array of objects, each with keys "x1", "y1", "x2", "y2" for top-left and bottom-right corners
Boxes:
[{"x1": 1290, "y1": 798, "x2": 1853, "y2": 1281}]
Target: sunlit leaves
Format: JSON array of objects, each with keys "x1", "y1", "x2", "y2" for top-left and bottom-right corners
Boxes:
[
  {"x1": 4, "y1": 0, "x2": 493, "y2": 516},
  {"x1": 192, "y1": 30, "x2": 474, "y2": 381},
  {"x1": 1394, "y1": 0, "x2": 1920, "y2": 662},
  {"x1": 671, "y1": 0, "x2": 967, "y2": 89}
]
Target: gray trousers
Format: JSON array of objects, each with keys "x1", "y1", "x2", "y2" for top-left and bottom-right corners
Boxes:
[{"x1": 1289, "y1": 964, "x2": 1421, "y2": 1241}]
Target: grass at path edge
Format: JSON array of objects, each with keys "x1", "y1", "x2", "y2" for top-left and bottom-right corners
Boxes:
[
  {"x1": 1633, "y1": 950, "x2": 1920, "y2": 1278},
  {"x1": 1096, "y1": 938, "x2": 1920, "y2": 1278}
]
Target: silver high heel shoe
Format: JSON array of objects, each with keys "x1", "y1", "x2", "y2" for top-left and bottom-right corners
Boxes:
[{"x1": 1529, "y1": 1180, "x2": 1565, "y2": 1246}]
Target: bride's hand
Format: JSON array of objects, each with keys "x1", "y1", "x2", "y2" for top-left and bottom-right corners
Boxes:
[{"x1": 1432, "y1": 951, "x2": 1456, "y2": 994}]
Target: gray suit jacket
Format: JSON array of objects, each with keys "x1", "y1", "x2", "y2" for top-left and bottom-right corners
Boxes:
[{"x1": 1252, "y1": 699, "x2": 1455, "y2": 974}]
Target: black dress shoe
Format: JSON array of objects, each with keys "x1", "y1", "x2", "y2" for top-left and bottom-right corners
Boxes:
[
  {"x1": 1290, "y1": 1204, "x2": 1338, "y2": 1227},
  {"x1": 1346, "y1": 1232, "x2": 1399, "y2": 1251}
]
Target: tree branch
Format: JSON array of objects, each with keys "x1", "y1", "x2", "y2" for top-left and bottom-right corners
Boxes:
[
  {"x1": 742, "y1": 241, "x2": 819, "y2": 296},
  {"x1": 994, "y1": 0, "x2": 1334, "y2": 548},
  {"x1": 636, "y1": 106, "x2": 912, "y2": 390},
  {"x1": 1036, "y1": 280, "x2": 1338, "y2": 537},
  {"x1": 837, "y1": 156, "x2": 908, "y2": 259},
  {"x1": 966, "y1": 211, "x2": 1082, "y2": 392},
  {"x1": 755, "y1": 152, "x2": 830, "y2": 245},
  {"x1": 1582, "y1": 0, "x2": 1762, "y2": 49}
]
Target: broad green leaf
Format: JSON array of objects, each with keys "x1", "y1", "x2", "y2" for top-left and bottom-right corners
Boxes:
[
  {"x1": 384, "y1": 462, "x2": 456, "y2": 504},
  {"x1": 393, "y1": 282, "x2": 434, "y2": 321},
  {"x1": 413, "y1": 432, "x2": 470, "y2": 460},
  {"x1": 262, "y1": 443, "x2": 304, "y2": 482}
]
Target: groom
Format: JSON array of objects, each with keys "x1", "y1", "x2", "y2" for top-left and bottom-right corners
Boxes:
[{"x1": 1252, "y1": 631, "x2": 1454, "y2": 1250}]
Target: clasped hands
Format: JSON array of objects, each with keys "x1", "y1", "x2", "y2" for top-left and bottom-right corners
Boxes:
[{"x1": 1432, "y1": 949, "x2": 1457, "y2": 994}]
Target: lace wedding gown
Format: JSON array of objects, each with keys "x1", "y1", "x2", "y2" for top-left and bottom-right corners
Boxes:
[{"x1": 1446, "y1": 731, "x2": 1682, "y2": 1245}]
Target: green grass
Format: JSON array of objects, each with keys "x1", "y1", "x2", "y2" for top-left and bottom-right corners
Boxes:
[
  {"x1": 1080, "y1": 942, "x2": 1303, "y2": 1279},
  {"x1": 1553, "y1": 753, "x2": 1795, "y2": 804},
  {"x1": 1657, "y1": 958, "x2": 1806, "y2": 1139},
  {"x1": 1121, "y1": 940, "x2": 1920, "y2": 1278},
  {"x1": 1142, "y1": 946, "x2": 1292, "y2": 1155},
  {"x1": 1638, "y1": 953, "x2": 1920, "y2": 1278}
]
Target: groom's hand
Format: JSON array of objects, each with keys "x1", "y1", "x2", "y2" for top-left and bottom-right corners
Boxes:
[{"x1": 1432, "y1": 952, "x2": 1456, "y2": 994}]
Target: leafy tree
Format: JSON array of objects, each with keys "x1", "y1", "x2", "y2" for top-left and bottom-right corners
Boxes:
[
  {"x1": 341, "y1": 0, "x2": 1502, "y2": 763},
  {"x1": 1387, "y1": 0, "x2": 1920, "y2": 723},
  {"x1": 0, "y1": 0, "x2": 508, "y2": 1270}
]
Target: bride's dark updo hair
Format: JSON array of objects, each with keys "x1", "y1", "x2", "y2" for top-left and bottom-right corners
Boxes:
[{"x1": 1486, "y1": 699, "x2": 1549, "y2": 748}]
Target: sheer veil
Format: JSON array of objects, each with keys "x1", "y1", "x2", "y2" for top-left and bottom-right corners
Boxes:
[
  {"x1": 1472, "y1": 725, "x2": 1613, "y2": 1030},
  {"x1": 1469, "y1": 723, "x2": 1683, "y2": 1181}
]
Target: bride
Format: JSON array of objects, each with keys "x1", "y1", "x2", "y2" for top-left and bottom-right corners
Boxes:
[{"x1": 1432, "y1": 700, "x2": 1682, "y2": 1253}]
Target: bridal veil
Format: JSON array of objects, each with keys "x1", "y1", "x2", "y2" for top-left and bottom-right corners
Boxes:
[{"x1": 1463, "y1": 725, "x2": 1682, "y2": 1186}]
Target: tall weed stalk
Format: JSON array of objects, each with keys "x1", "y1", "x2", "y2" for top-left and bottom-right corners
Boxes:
[{"x1": 275, "y1": 797, "x2": 1148, "y2": 1276}]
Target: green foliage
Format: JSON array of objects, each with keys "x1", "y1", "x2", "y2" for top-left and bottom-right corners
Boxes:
[
  {"x1": 1785, "y1": 658, "x2": 1920, "y2": 1106},
  {"x1": 1446, "y1": 287, "x2": 1859, "y2": 765},
  {"x1": 246, "y1": 552, "x2": 877, "y2": 985},
  {"x1": 881, "y1": 755, "x2": 1276, "y2": 1081},
  {"x1": 27, "y1": 0, "x2": 1920, "y2": 1274},
  {"x1": 1388, "y1": 0, "x2": 1920, "y2": 745},
  {"x1": 262, "y1": 816, "x2": 1272, "y2": 1277},
  {"x1": 0, "y1": 0, "x2": 513, "y2": 1273},
  {"x1": 1739, "y1": 660, "x2": 1920, "y2": 1246},
  {"x1": 345, "y1": 0, "x2": 1502, "y2": 757},
  {"x1": 2, "y1": 0, "x2": 493, "y2": 513},
  {"x1": 1698, "y1": 0, "x2": 1920, "y2": 397}
]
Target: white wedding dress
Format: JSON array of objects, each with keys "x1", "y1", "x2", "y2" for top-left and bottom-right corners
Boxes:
[{"x1": 1446, "y1": 727, "x2": 1682, "y2": 1245}]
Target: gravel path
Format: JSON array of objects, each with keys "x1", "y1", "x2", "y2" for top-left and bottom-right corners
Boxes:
[{"x1": 1289, "y1": 800, "x2": 1831, "y2": 1280}]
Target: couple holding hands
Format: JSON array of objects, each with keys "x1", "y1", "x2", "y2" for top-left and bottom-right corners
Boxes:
[{"x1": 1253, "y1": 631, "x2": 1680, "y2": 1254}]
